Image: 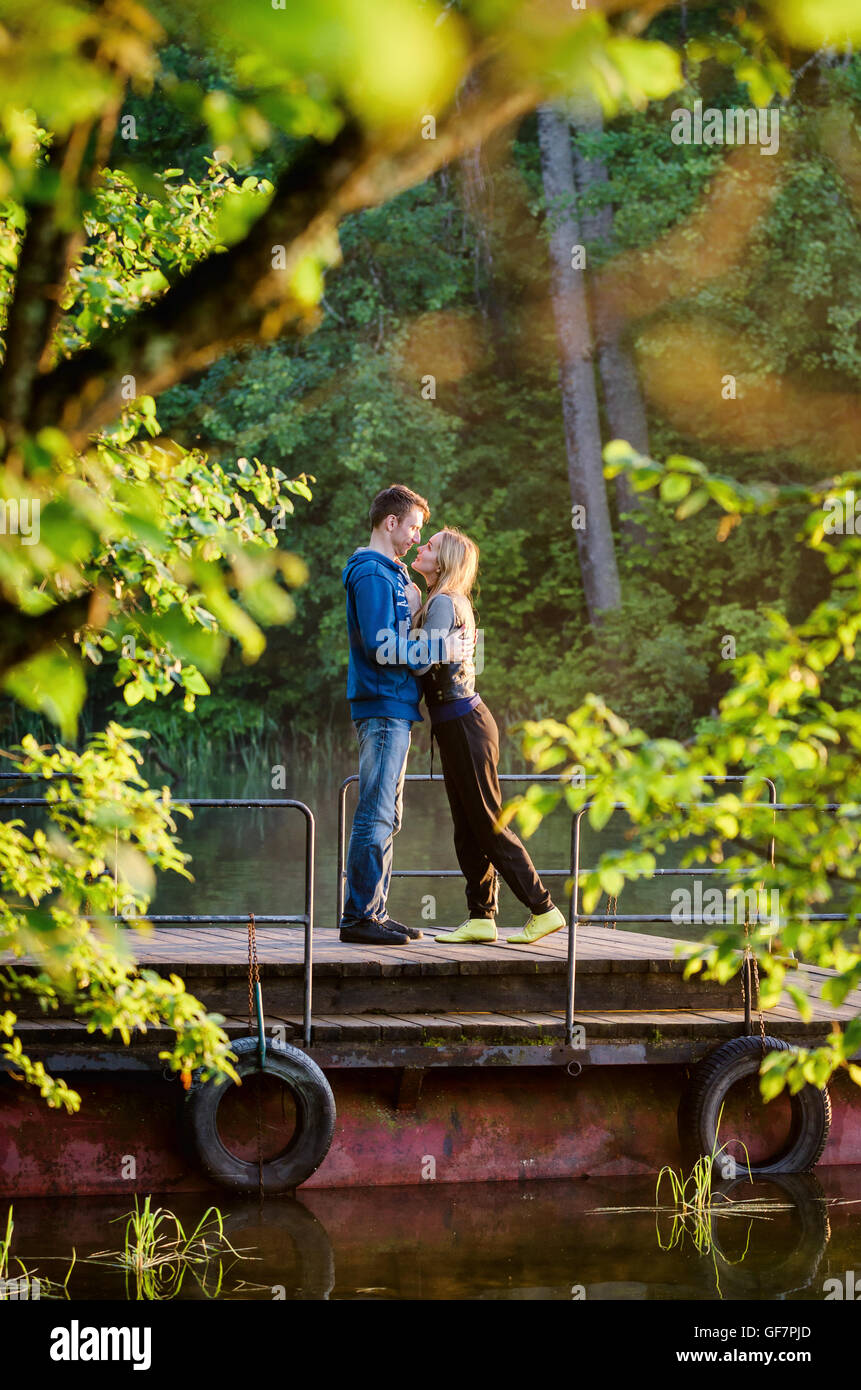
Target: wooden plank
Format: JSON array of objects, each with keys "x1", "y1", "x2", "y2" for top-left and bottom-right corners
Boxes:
[
  {"x1": 137, "y1": 928, "x2": 196, "y2": 943},
  {"x1": 481, "y1": 948, "x2": 564, "y2": 974},
  {"x1": 306, "y1": 1016, "x2": 343, "y2": 1042},
  {"x1": 506, "y1": 1011, "x2": 566, "y2": 1029},
  {"x1": 134, "y1": 940, "x2": 192, "y2": 960},
  {"x1": 417, "y1": 956, "x2": 461, "y2": 977},
  {"x1": 272, "y1": 1014, "x2": 305, "y2": 1033},
  {"x1": 316, "y1": 953, "x2": 375, "y2": 975},
  {"x1": 438, "y1": 1012, "x2": 534, "y2": 1039},
  {"x1": 378, "y1": 954, "x2": 423, "y2": 979},
  {"x1": 265, "y1": 1014, "x2": 300, "y2": 1036},
  {"x1": 449, "y1": 1012, "x2": 557, "y2": 1039},
  {"x1": 481, "y1": 1012, "x2": 566, "y2": 1039},
  {"x1": 334, "y1": 955, "x2": 390, "y2": 978},
  {"x1": 171, "y1": 925, "x2": 239, "y2": 936},
  {"x1": 372, "y1": 1015, "x2": 427, "y2": 1042},
  {"x1": 318, "y1": 1014, "x2": 382, "y2": 1042},
  {"x1": 388, "y1": 1012, "x2": 463, "y2": 1039},
  {"x1": 15, "y1": 919, "x2": 861, "y2": 1032},
  {"x1": 387, "y1": 940, "x2": 449, "y2": 957},
  {"x1": 382, "y1": 947, "x2": 435, "y2": 973},
  {"x1": 456, "y1": 950, "x2": 537, "y2": 976}
]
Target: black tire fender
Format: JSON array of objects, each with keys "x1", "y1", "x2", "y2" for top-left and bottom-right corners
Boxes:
[
  {"x1": 677, "y1": 1035, "x2": 831, "y2": 1176},
  {"x1": 184, "y1": 1037, "x2": 336, "y2": 1193}
]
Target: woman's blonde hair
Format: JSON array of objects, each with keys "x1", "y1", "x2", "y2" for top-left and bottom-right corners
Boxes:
[{"x1": 417, "y1": 527, "x2": 479, "y2": 628}]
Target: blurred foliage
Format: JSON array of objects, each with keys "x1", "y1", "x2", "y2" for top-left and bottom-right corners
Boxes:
[
  {"x1": 0, "y1": 724, "x2": 239, "y2": 1110},
  {"x1": 507, "y1": 445, "x2": 861, "y2": 1098}
]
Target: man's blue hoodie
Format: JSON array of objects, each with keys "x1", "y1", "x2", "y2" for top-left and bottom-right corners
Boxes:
[{"x1": 343, "y1": 548, "x2": 427, "y2": 722}]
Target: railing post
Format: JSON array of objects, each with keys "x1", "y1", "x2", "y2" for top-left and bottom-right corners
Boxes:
[
  {"x1": 565, "y1": 809, "x2": 584, "y2": 1048},
  {"x1": 336, "y1": 778, "x2": 353, "y2": 929},
  {"x1": 302, "y1": 804, "x2": 315, "y2": 1049}
]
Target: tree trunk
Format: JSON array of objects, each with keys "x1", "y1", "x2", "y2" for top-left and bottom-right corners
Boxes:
[
  {"x1": 537, "y1": 104, "x2": 620, "y2": 623},
  {"x1": 456, "y1": 71, "x2": 511, "y2": 369},
  {"x1": 571, "y1": 99, "x2": 651, "y2": 546}
]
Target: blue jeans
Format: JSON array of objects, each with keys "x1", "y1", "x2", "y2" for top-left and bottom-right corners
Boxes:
[{"x1": 341, "y1": 717, "x2": 412, "y2": 927}]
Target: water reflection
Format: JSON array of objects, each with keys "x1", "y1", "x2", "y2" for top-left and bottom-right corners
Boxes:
[
  {"x1": 224, "y1": 1200, "x2": 335, "y2": 1301},
  {"x1": 706, "y1": 1175, "x2": 830, "y2": 1300},
  {"x1": 5, "y1": 1169, "x2": 860, "y2": 1301}
]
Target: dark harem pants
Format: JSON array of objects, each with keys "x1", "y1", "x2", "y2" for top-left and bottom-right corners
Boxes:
[{"x1": 432, "y1": 702, "x2": 554, "y2": 920}]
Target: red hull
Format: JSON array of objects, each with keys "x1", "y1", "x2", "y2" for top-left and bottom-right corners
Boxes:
[{"x1": 3, "y1": 1065, "x2": 861, "y2": 1197}]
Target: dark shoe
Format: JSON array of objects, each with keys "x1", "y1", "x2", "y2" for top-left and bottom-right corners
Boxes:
[
  {"x1": 379, "y1": 916, "x2": 423, "y2": 940},
  {"x1": 339, "y1": 919, "x2": 410, "y2": 945}
]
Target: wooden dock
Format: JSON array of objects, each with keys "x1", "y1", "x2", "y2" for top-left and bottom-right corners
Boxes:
[
  {"x1": 6, "y1": 922, "x2": 861, "y2": 1196},
  {"x1": 7, "y1": 923, "x2": 860, "y2": 1070}
]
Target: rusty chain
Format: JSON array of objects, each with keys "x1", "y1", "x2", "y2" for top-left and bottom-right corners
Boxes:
[
  {"x1": 741, "y1": 917, "x2": 766, "y2": 1052},
  {"x1": 247, "y1": 912, "x2": 260, "y2": 1030},
  {"x1": 247, "y1": 913, "x2": 264, "y2": 1201}
]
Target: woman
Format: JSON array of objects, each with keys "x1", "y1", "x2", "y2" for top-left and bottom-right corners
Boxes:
[{"x1": 411, "y1": 527, "x2": 565, "y2": 945}]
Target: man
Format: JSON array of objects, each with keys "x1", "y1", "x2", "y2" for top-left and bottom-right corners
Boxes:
[{"x1": 340, "y1": 484, "x2": 471, "y2": 945}]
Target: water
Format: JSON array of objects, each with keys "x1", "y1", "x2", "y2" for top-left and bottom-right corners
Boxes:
[{"x1": 5, "y1": 1170, "x2": 861, "y2": 1301}]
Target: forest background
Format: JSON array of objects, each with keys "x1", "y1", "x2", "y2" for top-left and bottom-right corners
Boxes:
[
  {"x1": 7, "y1": 1, "x2": 858, "y2": 772},
  {"x1": 1, "y1": 0, "x2": 860, "y2": 1098}
]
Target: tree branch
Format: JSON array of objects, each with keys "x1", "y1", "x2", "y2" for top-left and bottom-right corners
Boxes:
[
  {"x1": 0, "y1": 127, "x2": 94, "y2": 429},
  {"x1": 22, "y1": 79, "x2": 541, "y2": 447},
  {"x1": 0, "y1": 596, "x2": 90, "y2": 678}
]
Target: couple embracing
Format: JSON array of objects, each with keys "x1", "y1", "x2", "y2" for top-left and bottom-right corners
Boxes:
[{"x1": 339, "y1": 483, "x2": 565, "y2": 948}]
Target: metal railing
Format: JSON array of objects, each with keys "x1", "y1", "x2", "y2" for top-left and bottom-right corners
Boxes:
[
  {"x1": 565, "y1": 778, "x2": 776, "y2": 1047},
  {"x1": 567, "y1": 789, "x2": 850, "y2": 1045},
  {"x1": 5, "y1": 769, "x2": 852, "y2": 1056},
  {"x1": 336, "y1": 771, "x2": 577, "y2": 926},
  {"x1": 0, "y1": 781, "x2": 316, "y2": 1047},
  {"x1": 339, "y1": 772, "x2": 851, "y2": 1047}
]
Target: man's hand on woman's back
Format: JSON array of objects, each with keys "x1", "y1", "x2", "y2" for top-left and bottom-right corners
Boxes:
[{"x1": 443, "y1": 626, "x2": 475, "y2": 664}]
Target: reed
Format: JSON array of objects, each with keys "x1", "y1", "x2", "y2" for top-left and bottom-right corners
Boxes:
[
  {"x1": 0, "y1": 1207, "x2": 34, "y2": 1296},
  {"x1": 0, "y1": 1205, "x2": 75, "y2": 1299},
  {"x1": 0, "y1": 1207, "x2": 14, "y2": 1282},
  {"x1": 88, "y1": 1196, "x2": 251, "y2": 1301},
  {"x1": 589, "y1": 1109, "x2": 767, "y2": 1295}
]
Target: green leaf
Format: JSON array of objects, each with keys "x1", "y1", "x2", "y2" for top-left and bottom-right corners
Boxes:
[
  {"x1": 786, "y1": 983, "x2": 812, "y2": 1023},
  {"x1": 214, "y1": 186, "x2": 272, "y2": 248},
  {"x1": 180, "y1": 667, "x2": 211, "y2": 695},
  {"x1": 123, "y1": 679, "x2": 146, "y2": 707},
  {"x1": 289, "y1": 253, "x2": 325, "y2": 308},
  {"x1": 714, "y1": 812, "x2": 738, "y2": 838},
  {"x1": 3, "y1": 648, "x2": 86, "y2": 739},
  {"x1": 603, "y1": 37, "x2": 683, "y2": 106},
  {"x1": 660, "y1": 473, "x2": 691, "y2": 503},
  {"x1": 588, "y1": 792, "x2": 616, "y2": 831},
  {"x1": 706, "y1": 479, "x2": 742, "y2": 512},
  {"x1": 598, "y1": 866, "x2": 625, "y2": 896},
  {"x1": 766, "y1": 0, "x2": 861, "y2": 46},
  {"x1": 674, "y1": 488, "x2": 709, "y2": 519}
]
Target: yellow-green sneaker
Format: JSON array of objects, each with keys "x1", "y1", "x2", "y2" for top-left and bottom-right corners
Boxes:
[
  {"x1": 435, "y1": 918, "x2": 497, "y2": 944},
  {"x1": 507, "y1": 906, "x2": 566, "y2": 944}
]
